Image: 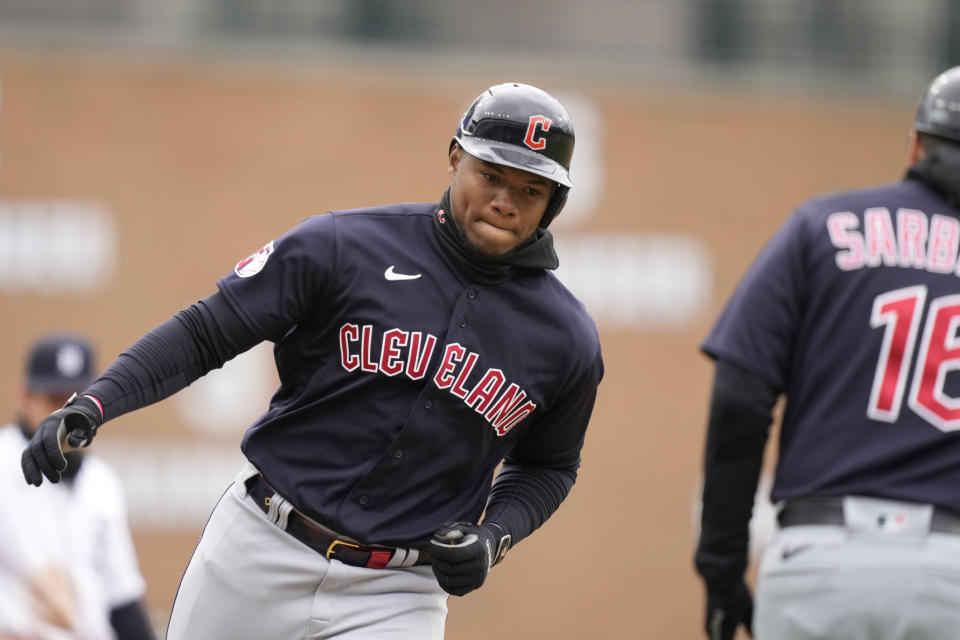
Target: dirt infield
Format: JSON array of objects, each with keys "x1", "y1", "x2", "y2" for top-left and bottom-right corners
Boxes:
[{"x1": 0, "y1": 51, "x2": 911, "y2": 638}]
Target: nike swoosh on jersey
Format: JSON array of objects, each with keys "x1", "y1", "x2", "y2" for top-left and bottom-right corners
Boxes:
[{"x1": 384, "y1": 266, "x2": 422, "y2": 281}]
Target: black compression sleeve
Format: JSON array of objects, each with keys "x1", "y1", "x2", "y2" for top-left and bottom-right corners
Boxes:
[
  {"x1": 694, "y1": 358, "x2": 778, "y2": 589},
  {"x1": 109, "y1": 600, "x2": 156, "y2": 640},
  {"x1": 481, "y1": 461, "x2": 577, "y2": 547},
  {"x1": 84, "y1": 291, "x2": 261, "y2": 422}
]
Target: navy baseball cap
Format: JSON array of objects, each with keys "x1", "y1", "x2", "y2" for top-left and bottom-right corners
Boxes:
[{"x1": 24, "y1": 334, "x2": 96, "y2": 395}]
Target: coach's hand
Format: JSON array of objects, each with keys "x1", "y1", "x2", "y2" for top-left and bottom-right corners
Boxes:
[
  {"x1": 429, "y1": 522, "x2": 511, "y2": 596},
  {"x1": 22, "y1": 394, "x2": 103, "y2": 486},
  {"x1": 705, "y1": 580, "x2": 753, "y2": 640}
]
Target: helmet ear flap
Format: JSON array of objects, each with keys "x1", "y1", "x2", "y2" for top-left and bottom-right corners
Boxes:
[{"x1": 539, "y1": 184, "x2": 569, "y2": 229}]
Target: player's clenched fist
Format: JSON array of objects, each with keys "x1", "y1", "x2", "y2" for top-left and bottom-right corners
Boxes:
[
  {"x1": 22, "y1": 393, "x2": 103, "y2": 486},
  {"x1": 429, "y1": 522, "x2": 511, "y2": 596}
]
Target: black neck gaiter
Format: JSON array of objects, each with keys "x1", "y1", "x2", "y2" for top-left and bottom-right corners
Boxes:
[
  {"x1": 431, "y1": 188, "x2": 559, "y2": 285},
  {"x1": 907, "y1": 145, "x2": 960, "y2": 207}
]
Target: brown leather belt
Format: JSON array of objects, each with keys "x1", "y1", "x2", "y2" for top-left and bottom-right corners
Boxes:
[
  {"x1": 778, "y1": 497, "x2": 960, "y2": 534},
  {"x1": 245, "y1": 474, "x2": 430, "y2": 568}
]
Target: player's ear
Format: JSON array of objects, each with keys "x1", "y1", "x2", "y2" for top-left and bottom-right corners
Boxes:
[{"x1": 907, "y1": 130, "x2": 923, "y2": 164}]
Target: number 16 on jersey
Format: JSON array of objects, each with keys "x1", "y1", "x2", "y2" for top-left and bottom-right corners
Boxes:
[{"x1": 869, "y1": 285, "x2": 960, "y2": 431}]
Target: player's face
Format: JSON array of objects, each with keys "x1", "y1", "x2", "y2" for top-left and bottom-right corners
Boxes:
[{"x1": 448, "y1": 146, "x2": 553, "y2": 257}]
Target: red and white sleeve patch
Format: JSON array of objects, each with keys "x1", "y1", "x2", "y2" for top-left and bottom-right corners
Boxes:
[{"x1": 234, "y1": 241, "x2": 275, "y2": 278}]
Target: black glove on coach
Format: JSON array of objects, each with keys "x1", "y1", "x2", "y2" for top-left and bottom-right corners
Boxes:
[
  {"x1": 22, "y1": 393, "x2": 103, "y2": 486},
  {"x1": 429, "y1": 521, "x2": 512, "y2": 596},
  {"x1": 705, "y1": 580, "x2": 753, "y2": 640}
]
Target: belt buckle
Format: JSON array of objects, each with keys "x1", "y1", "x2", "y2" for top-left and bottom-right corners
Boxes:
[{"x1": 326, "y1": 539, "x2": 360, "y2": 560}]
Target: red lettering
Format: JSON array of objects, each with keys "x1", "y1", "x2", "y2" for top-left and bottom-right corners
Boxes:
[
  {"x1": 340, "y1": 324, "x2": 538, "y2": 436},
  {"x1": 494, "y1": 400, "x2": 537, "y2": 435},
  {"x1": 465, "y1": 369, "x2": 506, "y2": 414},
  {"x1": 361, "y1": 325, "x2": 378, "y2": 373},
  {"x1": 928, "y1": 214, "x2": 959, "y2": 273},
  {"x1": 485, "y1": 383, "x2": 527, "y2": 425},
  {"x1": 450, "y1": 352, "x2": 479, "y2": 398},
  {"x1": 910, "y1": 295, "x2": 960, "y2": 428},
  {"x1": 826, "y1": 212, "x2": 865, "y2": 271},
  {"x1": 897, "y1": 209, "x2": 928, "y2": 269},
  {"x1": 406, "y1": 332, "x2": 437, "y2": 380},
  {"x1": 339, "y1": 323, "x2": 360, "y2": 371},
  {"x1": 433, "y1": 344, "x2": 465, "y2": 390},
  {"x1": 379, "y1": 329, "x2": 408, "y2": 377},
  {"x1": 523, "y1": 115, "x2": 551, "y2": 151},
  {"x1": 865, "y1": 207, "x2": 897, "y2": 267}
]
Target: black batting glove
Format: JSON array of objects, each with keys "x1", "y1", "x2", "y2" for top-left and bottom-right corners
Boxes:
[
  {"x1": 705, "y1": 581, "x2": 753, "y2": 640},
  {"x1": 429, "y1": 521, "x2": 511, "y2": 596},
  {"x1": 22, "y1": 393, "x2": 103, "y2": 486}
]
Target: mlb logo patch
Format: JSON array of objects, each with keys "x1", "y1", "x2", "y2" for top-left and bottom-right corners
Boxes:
[{"x1": 876, "y1": 511, "x2": 908, "y2": 533}]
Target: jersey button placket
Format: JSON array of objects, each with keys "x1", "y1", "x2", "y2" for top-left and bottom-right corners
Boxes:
[
  {"x1": 467, "y1": 288, "x2": 478, "y2": 300},
  {"x1": 358, "y1": 495, "x2": 369, "y2": 506}
]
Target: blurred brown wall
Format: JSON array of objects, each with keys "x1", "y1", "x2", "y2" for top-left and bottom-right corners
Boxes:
[{"x1": 0, "y1": 51, "x2": 912, "y2": 639}]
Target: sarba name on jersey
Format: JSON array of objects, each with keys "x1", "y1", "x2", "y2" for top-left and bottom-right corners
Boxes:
[{"x1": 828, "y1": 207, "x2": 960, "y2": 274}]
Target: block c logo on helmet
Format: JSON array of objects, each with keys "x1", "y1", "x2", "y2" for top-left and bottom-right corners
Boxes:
[{"x1": 523, "y1": 115, "x2": 552, "y2": 151}]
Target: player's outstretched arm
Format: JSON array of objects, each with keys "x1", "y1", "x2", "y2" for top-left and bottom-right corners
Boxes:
[{"x1": 21, "y1": 291, "x2": 261, "y2": 487}]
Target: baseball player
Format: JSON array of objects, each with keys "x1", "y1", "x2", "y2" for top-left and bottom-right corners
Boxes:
[
  {"x1": 695, "y1": 65, "x2": 960, "y2": 640},
  {"x1": 1, "y1": 334, "x2": 154, "y2": 640},
  {"x1": 21, "y1": 82, "x2": 603, "y2": 639}
]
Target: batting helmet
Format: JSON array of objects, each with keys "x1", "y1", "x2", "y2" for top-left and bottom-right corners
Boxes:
[
  {"x1": 452, "y1": 83, "x2": 575, "y2": 228},
  {"x1": 914, "y1": 66, "x2": 960, "y2": 143}
]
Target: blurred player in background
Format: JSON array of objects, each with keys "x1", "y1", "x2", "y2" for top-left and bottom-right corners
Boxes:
[
  {"x1": 696, "y1": 65, "x2": 960, "y2": 640},
  {"x1": 0, "y1": 334, "x2": 154, "y2": 640}
]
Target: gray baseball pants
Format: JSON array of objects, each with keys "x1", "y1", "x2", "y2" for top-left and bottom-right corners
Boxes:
[
  {"x1": 755, "y1": 496, "x2": 960, "y2": 639},
  {"x1": 165, "y1": 465, "x2": 448, "y2": 639}
]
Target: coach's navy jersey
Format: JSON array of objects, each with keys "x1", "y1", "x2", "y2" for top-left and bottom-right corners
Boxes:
[
  {"x1": 703, "y1": 178, "x2": 960, "y2": 512},
  {"x1": 217, "y1": 203, "x2": 602, "y2": 546}
]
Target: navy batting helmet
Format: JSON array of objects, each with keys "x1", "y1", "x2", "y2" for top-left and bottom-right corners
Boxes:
[
  {"x1": 915, "y1": 66, "x2": 960, "y2": 143},
  {"x1": 452, "y1": 83, "x2": 575, "y2": 228}
]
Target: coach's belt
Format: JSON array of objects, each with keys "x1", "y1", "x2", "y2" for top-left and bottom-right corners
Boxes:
[
  {"x1": 778, "y1": 496, "x2": 960, "y2": 534},
  {"x1": 244, "y1": 475, "x2": 430, "y2": 568}
]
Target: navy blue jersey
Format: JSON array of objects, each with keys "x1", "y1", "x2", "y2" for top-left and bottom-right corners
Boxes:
[
  {"x1": 703, "y1": 177, "x2": 960, "y2": 512},
  {"x1": 217, "y1": 203, "x2": 602, "y2": 546}
]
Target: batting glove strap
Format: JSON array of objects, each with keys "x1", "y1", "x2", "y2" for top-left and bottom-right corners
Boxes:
[
  {"x1": 483, "y1": 521, "x2": 512, "y2": 566},
  {"x1": 429, "y1": 522, "x2": 510, "y2": 597},
  {"x1": 21, "y1": 393, "x2": 102, "y2": 486}
]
